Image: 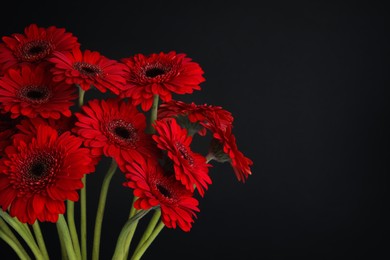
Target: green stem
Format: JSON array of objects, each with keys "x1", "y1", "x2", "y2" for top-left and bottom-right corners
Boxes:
[
  {"x1": 32, "y1": 221, "x2": 49, "y2": 260},
  {"x1": 0, "y1": 217, "x2": 26, "y2": 252},
  {"x1": 0, "y1": 210, "x2": 43, "y2": 260},
  {"x1": 21, "y1": 223, "x2": 34, "y2": 241},
  {"x1": 0, "y1": 229, "x2": 31, "y2": 260},
  {"x1": 17, "y1": 222, "x2": 35, "y2": 248},
  {"x1": 56, "y1": 215, "x2": 77, "y2": 260},
  {"x1": 112, "y1": 208, "x2": 154, "y2": 260},
  {"x1": 131, "y1": 221, "x2": 165, "y2": 260},
  {"x1": 78, "y1": 87, "x2": 85, "y2": 107},
  {"x1": 66, "y1": 201, "x2": 82, "y2": 260},
  {"x1": 92, "y1": 159, "x2": 118, "y2": 260},
  {"x1": 129, "y1": 196, "x2": 138, "y2": 218},
  {"x1": 133, "y1": 209, "x2": 161, "y2": 254},
  {"x1": 56, "y1": 223, "x2": 67, "y2": 260},
  {"x1": 123, "y1": 197, "x2": 139, "y2": 259},
  {"x1": 77, "y1": 84, "x2": 88, "y2": 260},
  {"x1": 146, "y1": 95, "x2": 159, "y2": 134},
  {"x1": 81, "y1": 175, "x2": 87, "y2": 260}
]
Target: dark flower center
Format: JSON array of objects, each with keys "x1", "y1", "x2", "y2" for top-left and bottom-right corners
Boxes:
[
  {"x1": 26, "y1": 154, "x2": 56, "y2": 180},
  {"x1": 30, "y1": 162, "x2": 47, "y2": 177},
  {"x1": 106, "y1": 119, "x2": 138, "y2": 148},
  {"x1": 73, "y1": 62, "x2": 103, "y2": 76},
  {"x1": 29, "y1": 46, "x2": 44, "y2": 55},
  {"x1": 18, "y1": 85, "x2": 51, "y2": 104},
  {"x1": 156, "y1": 184, "x2": 171, "y2": 198},
  {"x1": 145, "y1": 67, "x2": 166, "y2": 78},
  {"x1": 27, "y1": 90, "x2": 46, "y2": 100},
  {"x1": 175, "y1": 142, "x2": 194, "y2": 166},
  {"x1": 15, "y1": 150, "x2": 62, "y2": 194},
  {"x1": 17, "y1": 40, "x2": 53, "y2": 62},
  {"x1": 114, "y1": 126, "x2": 131, "y2": 139}
]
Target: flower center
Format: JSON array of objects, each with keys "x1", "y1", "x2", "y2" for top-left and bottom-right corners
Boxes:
[
  {"x1": 15, "y1": 150, "x2": 62, "y2": 193},
  {"x1": 156, "y1": 184, "x2": 171, "y2": 198},
  {"x1": 106, "y1": 119, "x2": 138, "y2": 148},
  {"x1": 29, "y1": 162, "x2": 47, "y2": 177},
  {"x1": 175, "y1": 142, "x2": 194, "y2": 166},
  {"x1": 145, "y1": 67, "x2": 166, "y2": 78},
  {"x1": 114, "y1": 126, "x2": 131, "y2": 139},
  {"x1": 18, "y1": 85, "x2": 51, "y2": 104},
  {"x1": 25, "y1": 153, "x2": 56, "y2": 180},
  {"x1": 17, "y1": 40, "x2": 53, "y2": 62},
  {"x1": 73, "y1": 62, "x2": 103, "y2": 76}
]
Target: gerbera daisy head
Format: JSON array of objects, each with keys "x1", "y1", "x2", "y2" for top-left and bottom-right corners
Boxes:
[
  {"x1": 0, "y1": 24, "x2": 79, "y2": 71},
  {"x1": 0, "y1": 63, "x2": 77, "y2": 119},
  {"x1": 158, "y1": 100, "x2": 234, "y2": 136},
  {"x1": 124, "y1": 157, "x2": 200, "y2": 232},
  {"x1": 152, "y1": 118, "x2": 211, "y2": 197},
  {"x1": 73, "y1": 98, "x2": 157, "y2": 169},
  {"x1": 208, "y1": 123, "x2": 253, "y2": 182},
  {"x1": 0, "y1": 124, "x2": 92, "y2": 224},
  {"x1": 120, "y1": 51, "x2": 205, "y2": 111},
  {"x1": 49, "y1": 48, "x2": 128, "y2": 94},
  {"x1": 13, "y1": 116, "x2": 99, "y2": 172}
]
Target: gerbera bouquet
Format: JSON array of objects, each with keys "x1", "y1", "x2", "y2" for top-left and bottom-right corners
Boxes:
[{"x1": 0, "y1": 24, "x2": 253, "y2": 260}]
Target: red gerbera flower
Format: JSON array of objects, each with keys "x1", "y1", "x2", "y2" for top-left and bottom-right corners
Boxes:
[
  {"x1": 121, "y1": 51, "x2": 205, "y2": 111},
  {"x1": 152, "y1": 118, "x2": 211, "y2": 197},
  {"x1": 13, "y1": 117, "x2": 100, "y2": 172},
  {"x1": 159, "y1": 100, "x2": 234, "y2": 136},
  {"x1": 0, "y1": 125, "x2": 92, "y2": 224},
  {"x1": 49, "y1": 48, "x2": 128, "y2": 94},
  {"x1": 73, "y1": 98, "x2": 156, "y2": 169},
  {"x1": 0, "y1": 64, "x2": 77, "y2": 119},
  {"x1": 208, "y1": 121, "x2": 253, "y2": 182},
  {"x1": 0, "y1": 24, "x2": 79, "y2": 72},
  {"x1": 124, "y1": 157, "x2": 199, "y2": 232}
]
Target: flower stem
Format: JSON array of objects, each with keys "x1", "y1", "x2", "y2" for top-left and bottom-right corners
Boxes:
[
  {"x1": 133, "y1": 208, "x2": 161, "y2": 254},
  {"x1": 123, "y1": 196, "x2": 139, "y2": 259},
  {"x1": 66, "y1": 201, "x2": 82, "y2": 259},
  {"x1": 92, "y1": 159, "x2": 118, "y2": 260},
  {"x1": 0, "y1": 217, "x2": 25, "y2": 249},
  {"x1": 56, "y1": 215, "x2": 77, "y2": 260},
  {"x1": 0, "y1": 210, "x2": 43, "y2": 260},
  {"x1": 56, "y1": 223, "x2": 67, "y2": 260},
  {"x1": 130, "y1": 221, "x2": 165, "y2": 260},
  {"x1": 32, "y1": 221, "x2": 49, "y2": 260},
  {"x1": 78, "y1": 87, "x2": 85, "y2": 107},
  {"x1": 22, "y1": 223, "x2": 34, "y2": 239},
  {"x1": 146, "y1": 95, "x2": 159, "y2": 134},
  {"x1": 77, "y1": 84, "x2": 88, "y2": 260},
  {"x1": 129, "y1": 196, "x2": 139, "y2": 218},
  {"x1": 0, "y1": 228, "x2": 31, "y2": 260},
  {"x1": 0, "y1": 217, "x2": 30, "y2": 259},
  {"x1": 81, "y1": 175, "x2": 87, "y2": 260},
  {"x1": 123, "y1": 196, "x2": 142, "y2": 258},
  {"x1": 112, "y1": 208, "x2": 154, "y2": 260}
]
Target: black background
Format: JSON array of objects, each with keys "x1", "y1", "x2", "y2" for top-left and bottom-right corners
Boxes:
[{"x1": 0, "y1": 1, "x2": 387, "y2": 260}]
